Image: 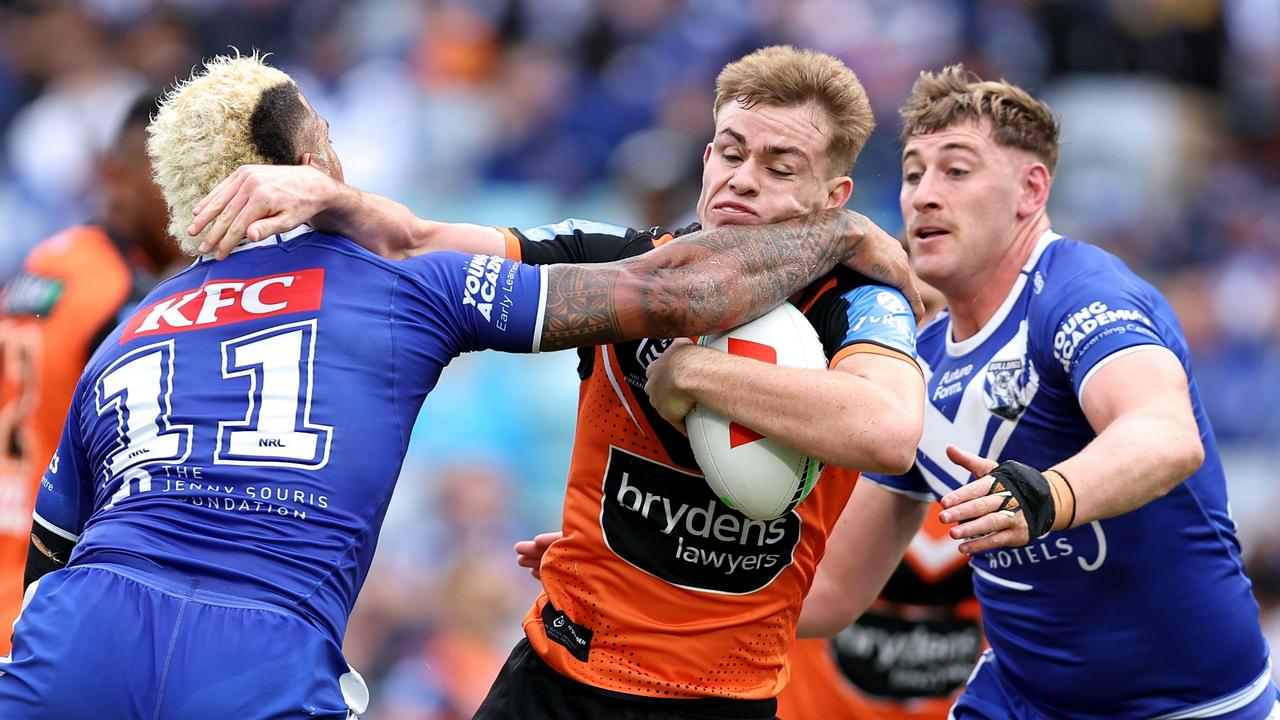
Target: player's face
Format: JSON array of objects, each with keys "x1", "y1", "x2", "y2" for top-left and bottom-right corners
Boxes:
[
  {"x1": 696, "y1": 100, "x2": 851, "y2": 230},
  {"x1": 900, "y1": 119, "x2": 1026, "y2": 289},
  {"x1": 298, "y1": 92, "x2": 343, "y2": 183}
]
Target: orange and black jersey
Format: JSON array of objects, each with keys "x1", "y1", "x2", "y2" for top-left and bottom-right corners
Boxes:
[
  {"x1": 0, "y1": 224, "x2": 164, "y2": 653},
  {"x1": 778, "y1": 505, "x2": 982, "y2": 720},
  {"x1": 502, "y1": 219, "x2": 919, "y2": 700}
]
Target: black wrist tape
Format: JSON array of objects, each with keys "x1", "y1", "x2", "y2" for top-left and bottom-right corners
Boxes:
[{"x1": 988, "y1": 461, "x2": 1056, "y2": 539}]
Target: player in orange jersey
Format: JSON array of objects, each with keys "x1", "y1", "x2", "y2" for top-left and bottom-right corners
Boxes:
[
  {"x1": 188, "y1": 46, "x2": 928, "y2": 720},
  {"x1": 777, "y1": 501, "x2": 981, "y2": 720},
  {"x1": 0, "y1": 94, "x2": 182, "y2": 653}
]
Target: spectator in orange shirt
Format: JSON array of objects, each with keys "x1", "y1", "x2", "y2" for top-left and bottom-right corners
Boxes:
[{"x1": 0, "y1": 93, "x2": 182, "y2": 653}]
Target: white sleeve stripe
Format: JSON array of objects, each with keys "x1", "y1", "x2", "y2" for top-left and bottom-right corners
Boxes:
[
  {"x1": 1077, "y1": 344, "x2": 1179, "y2": 400},
  {"x1": 530, "y1": 265, "x2": 548, "y2": 354},
  {"x1": 861, "y1": 476, "x2": 934, "y2": 503},
  {"x1": 32, "y1": 511, "x2": 79, "y2": 542}
]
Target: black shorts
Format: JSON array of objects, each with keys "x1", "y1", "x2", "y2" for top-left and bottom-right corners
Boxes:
[{"x1": 473, "y1": 638, "x2": 779, "y2": 720}]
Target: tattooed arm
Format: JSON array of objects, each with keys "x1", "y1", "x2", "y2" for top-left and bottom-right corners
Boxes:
[
  {"x1": 539, "y1": 208, "x2": 892, "y2": 350},
  {"x1": 192, "y1": 167, "x2": 921, "y2": 316}
]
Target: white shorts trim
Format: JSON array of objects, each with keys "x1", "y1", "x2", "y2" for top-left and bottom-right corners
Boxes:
[{"x1": 1151, "y1": 660, "x2": 1273, "y2": 719}]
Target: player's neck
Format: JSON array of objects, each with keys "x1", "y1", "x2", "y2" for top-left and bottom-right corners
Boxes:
[{"x1": 945, "y1": 213, "x2": 1049, "y2": 341}]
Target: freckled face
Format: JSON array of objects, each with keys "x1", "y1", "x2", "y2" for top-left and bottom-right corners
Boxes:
[{"x1": 696, "y1": 100, "x2": 849, "y2": 229}]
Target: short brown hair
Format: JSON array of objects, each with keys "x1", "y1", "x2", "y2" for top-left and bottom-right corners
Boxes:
[
  {"x1": 714, "y1": 45, "x2": 874, "y2": 177},
  {"x1": 899, "y1": 64, "x2": 1060, "y2": 173}
]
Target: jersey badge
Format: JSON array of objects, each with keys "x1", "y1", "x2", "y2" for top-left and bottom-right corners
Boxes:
[{"x1": 983, "y1": 355, "x2": 1039, "y2": 421}]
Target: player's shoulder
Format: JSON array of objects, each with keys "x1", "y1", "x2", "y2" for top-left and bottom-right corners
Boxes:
[
  {"x1": 1029, "y1": 234, "x2": 1163, "y2": 317},
  {"x1": 264, "y1": 226, "x2": 428, "y2": 280},
  {"x1": 518, "y1": 218, "x2": 634, "y2": 242},
  {"x1": 1035, "y1": 234, "x2": 1149, "y2": 291}
]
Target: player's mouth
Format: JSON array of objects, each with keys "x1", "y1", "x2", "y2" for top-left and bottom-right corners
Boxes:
[
  {"x1": 712, "y1": 201, "x2": 757, "y2": 219},
  {"x1": 914, "y1": 225, "x2": 951, "y2": 241}
]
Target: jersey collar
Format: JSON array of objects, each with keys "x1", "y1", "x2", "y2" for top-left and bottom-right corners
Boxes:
[
  {"x1": 945, "y1": 229, "x2": 1060, "y2": 357},
  {"x1": 198, "y1": 224, "x2": 314, "y2": 263}
]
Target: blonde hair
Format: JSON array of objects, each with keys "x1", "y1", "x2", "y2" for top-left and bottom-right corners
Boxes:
[
  {"x1": 900, "y1": 64, "x2": 1060, "y2": 172},
  {"x1": 147, "y1": 52, "x2": 297, "y2": 254},
  {"x1": 714, "y1": 45, "x2": 874, "y2": 177}
]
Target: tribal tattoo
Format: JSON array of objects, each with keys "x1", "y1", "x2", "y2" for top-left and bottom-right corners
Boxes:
[{"x1": 538, "y1": 208, "x2": 877, "y2": 351}]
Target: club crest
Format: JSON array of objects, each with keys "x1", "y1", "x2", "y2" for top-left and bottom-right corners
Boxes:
[{"x1": 983, "y1": 356, "x2": 1039, "y2": 420}]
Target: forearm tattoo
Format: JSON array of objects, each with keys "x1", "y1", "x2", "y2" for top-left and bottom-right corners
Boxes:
[{"x1": 540, "y1": 208, "x2": 868, "y2": 351}]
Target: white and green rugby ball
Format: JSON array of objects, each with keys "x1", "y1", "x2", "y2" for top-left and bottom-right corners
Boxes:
[{"x1": 686, "y1": 302, "x2": 827, "y2": 521}]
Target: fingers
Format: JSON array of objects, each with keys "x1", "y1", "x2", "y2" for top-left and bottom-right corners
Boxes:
[
  {"x1": 957, "y1": 527, "x2": 1027, "y2": 555},
  {"x1": 200, "y1": 185, "x2": 256, "y2": 258},
  {"x1": 515, "y1": 532, "x2": 561, "y2": 580},
  {"x1": 532, "y1": 532, "x2": 562, "y2": 549},
  {"x1": 905, "y1": 284, "x2": 926, "y2": 323},
  {"x1": 938, "y1": 494, "x2": 1010, "y2": 524},
  {"x1": 938, "y1": 482, "x2": 1031, "y2": 553},
  {"x1": 945, "y1": 445, "x2": 998, "y2": 478},
  {"x1": 190, "y1": 169, "x2": 243, "y2": 229},
  {"x1": 192, "y1": 176, "x2": 250, "y2": 254},
  {"x1": 942, "y1": 500, "x2": 1030, "y2": 553},
  {"x1": 939, "y1": 476, "x2": 995, "y2": 509}
]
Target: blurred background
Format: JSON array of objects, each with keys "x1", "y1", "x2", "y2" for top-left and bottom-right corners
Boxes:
[{"x1": 0, "y1": 0, "x2": 1277, "y2": 717}]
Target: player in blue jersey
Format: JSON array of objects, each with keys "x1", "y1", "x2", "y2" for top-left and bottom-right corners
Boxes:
[
  {"x1": 800, "y1": 65, "x2": 1278, "y2": 719},
  {"x1": 0, "y1": 53, "x2": 911, "y2": 720},
  {"x1": 188, "y1": 46, "x2": 928, "y2": 720}
]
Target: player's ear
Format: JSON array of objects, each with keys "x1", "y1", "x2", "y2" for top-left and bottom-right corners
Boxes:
[
  {"x1": 826, "y1": 175, "x2": 853, "y2": 209},
  {"x1": 1017, "y1": 162, "x2": 1051, "y2": 218},
  {"x1": 703, "y1": 143, "x2": 713, "y2": 166},
  {"x1": 299, "y1": 152, "x2": 314, "y2": 167}
]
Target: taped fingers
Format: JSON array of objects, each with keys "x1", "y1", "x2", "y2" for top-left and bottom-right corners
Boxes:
[{"x1": 986, "y1": 461, "x2": 1056, "y2": 538}]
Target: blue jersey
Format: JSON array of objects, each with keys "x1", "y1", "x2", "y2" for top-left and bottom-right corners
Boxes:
[
  {"x1": 867, "y1": 232, "x2": 1271, "y2": 719},
  {"x1": 33, "y1": 227, "x2": 546, "y2": 646}
]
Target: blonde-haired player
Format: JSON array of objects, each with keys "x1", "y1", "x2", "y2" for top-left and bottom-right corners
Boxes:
[
  {"x1": 0, "y1": 51, "x2": 905, "y2": 719},
  {"x1": 188, "y1": 45, "x2": 926, "y2": 720}
]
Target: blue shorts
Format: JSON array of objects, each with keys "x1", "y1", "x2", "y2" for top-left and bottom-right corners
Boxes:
[
  {"x1": 951, "y1": 650, "x2": 1280, "y2": 720},
  {"x1": 0, "y1": 563, "x2": 364, "y2": 719}
]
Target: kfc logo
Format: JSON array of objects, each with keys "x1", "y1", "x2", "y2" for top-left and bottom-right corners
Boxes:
[{"x1": 121, "y1": 270, "x2": 324, "y2": 342}]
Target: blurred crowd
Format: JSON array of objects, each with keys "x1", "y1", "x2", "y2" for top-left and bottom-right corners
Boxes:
[{"x1": 1, "y1": 1, "x2": 1277, "y2": 717}]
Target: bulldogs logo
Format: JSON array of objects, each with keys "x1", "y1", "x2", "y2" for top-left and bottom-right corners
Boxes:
[{"x1": 983, "y1": 356, "x2": 1039, "y2": 420}]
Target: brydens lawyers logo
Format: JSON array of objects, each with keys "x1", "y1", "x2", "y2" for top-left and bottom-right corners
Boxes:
[{"x1": 120, "y1": 269, "x2": 324, "y2": 343}]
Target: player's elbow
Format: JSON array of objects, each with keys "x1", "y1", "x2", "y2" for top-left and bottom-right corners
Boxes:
[
  {"x1": 829, "y1": 416, "x2": 919, "y2": 475},
  {"x1": 1169, "y1": 432, "x2": 1205, "y2": 487},
  {"x1": 865, "y1": 425, "x2": 919, "y2": 475},
  {"x1": 853, "y1": 405, "x2": 922, "y2": 474}
]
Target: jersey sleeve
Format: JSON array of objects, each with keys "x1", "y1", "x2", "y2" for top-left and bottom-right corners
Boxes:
[
  {"x1": 33, "y1": 389, "x2": 95, "y2": 540},
  {"x1": 399, "y1": 250, "x2": 547, "y2": 354},
  {"x1": 862, "y1": 465, "x2": 935, "y2": 501},
  {"x1": 1031, "y1": 264, "x2": 1167, "y2": 397},
  {"x1": 506, "y1": 218, "x2": 645, "y2": 265},
  {"x1": 807, "y1": 284, "x2": 918, "y2": 368}
]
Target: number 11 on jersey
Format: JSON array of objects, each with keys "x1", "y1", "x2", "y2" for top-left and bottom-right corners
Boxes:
[{"x1": 94, "y1": 319, "x2": 333, "y2": 506}]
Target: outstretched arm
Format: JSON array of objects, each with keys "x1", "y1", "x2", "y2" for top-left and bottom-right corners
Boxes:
[
  {"x1": 188, "y1": 165, "x2": 922, "y2": 318},
  {"x1": 189, "y1": 164, "x2": 504, "y2": 260},
  {"x1": 937, "y1": 348, "x2": 1204, "y2": 552},
  {"x1": 538, "y1": 208, "x2": 884, "y2": 351}
]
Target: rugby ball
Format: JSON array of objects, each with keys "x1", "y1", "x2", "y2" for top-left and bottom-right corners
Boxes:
[{"x1": 686, "y1": 302, "x2": 828, "y2": 521}]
